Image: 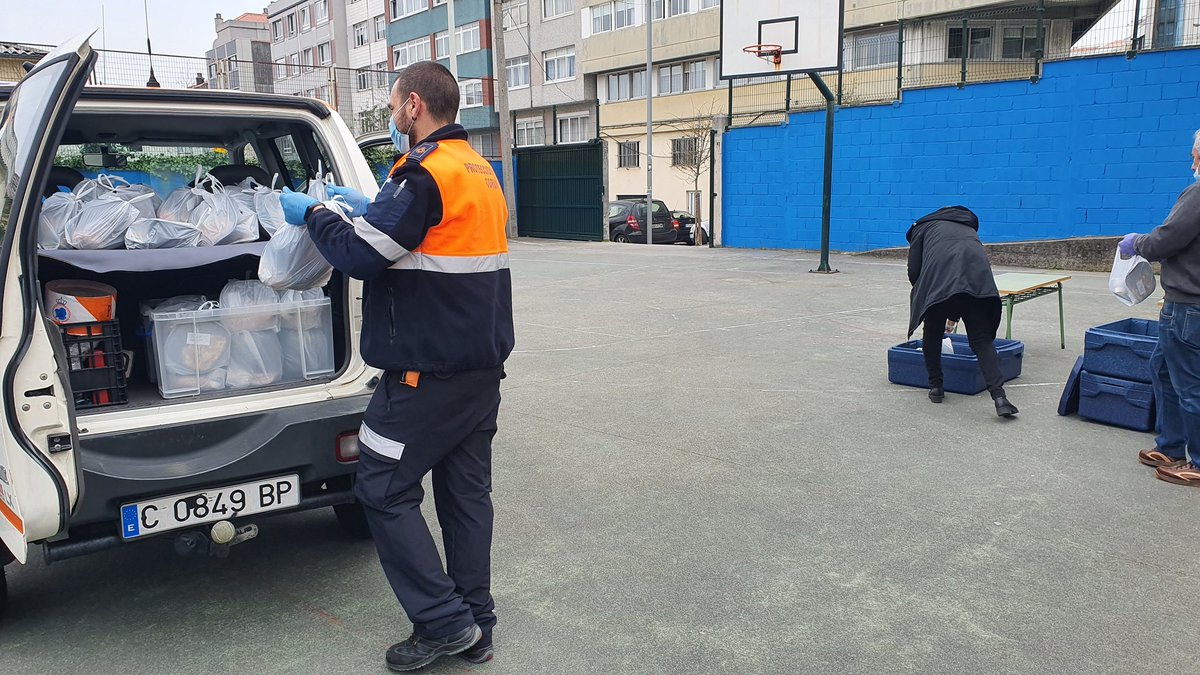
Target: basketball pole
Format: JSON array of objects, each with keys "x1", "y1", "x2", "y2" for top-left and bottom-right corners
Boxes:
[
  {"x1": 645, "y1": 1, "x2": 654, "y2": 246},
  {"x1": 807, "y1": 72, "x2": 839, "y2": 274}
]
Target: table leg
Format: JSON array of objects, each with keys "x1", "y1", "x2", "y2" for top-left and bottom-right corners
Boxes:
[
  {"x1": 1005, "y1": 296, "x2": 1014, "y2": 340},
  {"x1": 1057, "y1": 282, "x2": 1065, "y2": 349}
]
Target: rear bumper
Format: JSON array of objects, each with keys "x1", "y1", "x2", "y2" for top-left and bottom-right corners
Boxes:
[{"x1": 63, "y1": 393, "x2": 371, "y2": 536}]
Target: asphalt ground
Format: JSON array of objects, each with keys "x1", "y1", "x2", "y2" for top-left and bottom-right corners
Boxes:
[{"x1": 1, "y1": 239, "x2": 1189, "y2": 674}]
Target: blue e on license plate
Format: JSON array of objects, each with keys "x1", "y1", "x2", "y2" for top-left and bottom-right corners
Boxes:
[{"x1": 120, "y1": 474, "x2": 300, "y2": 540}]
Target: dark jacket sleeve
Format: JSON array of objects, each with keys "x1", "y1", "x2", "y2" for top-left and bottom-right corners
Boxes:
[
  {"x1": 907, "y1": 229, "x2": 924, "y2": 286},
  {"x1": 1136, "y1": 183, "x2": 1200, "y2": 262},
  {"x1": 305, "y1": 163, "x2": 444, "y2": 281}
]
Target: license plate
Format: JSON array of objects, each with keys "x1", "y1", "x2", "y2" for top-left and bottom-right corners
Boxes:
[{"x1": 119, "y1": 474, "x2": 300, "y2": 540}]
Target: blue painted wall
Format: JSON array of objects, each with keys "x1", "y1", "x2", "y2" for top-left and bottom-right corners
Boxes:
[{"x1": 722, "y1": 49, "x2": 1200, "y2": 252}]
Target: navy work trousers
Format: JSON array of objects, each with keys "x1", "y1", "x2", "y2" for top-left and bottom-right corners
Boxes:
[{"x1": 355, "y1": 366, "x2": 502, "y2": 639}]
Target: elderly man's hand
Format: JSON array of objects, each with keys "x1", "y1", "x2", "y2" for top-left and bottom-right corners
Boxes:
[
  {"x1": 280, "y1": 188, "x2": 320, "y2": 226},
  {"x1": 1118, "y1": 233, "x2": 1140, "y2": 258}
]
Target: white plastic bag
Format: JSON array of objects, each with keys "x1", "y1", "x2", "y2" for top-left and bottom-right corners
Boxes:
[
  {"x1": 279, "y1": 327, "x2": 334, "y2": 380},
  {"x1": 1109, "y1": 247, "x2": 1157, "y2": 306},
  {"x1": 96, "y1": 174, "x2": 161, "y2": 219},
  {"x1": 39, "y1": 191, "x2": 82, "y2": 249},
  {"x1": 226, "y1": 330, "x2": 284, "y2": 389},
  {"x1": 189, "y1": 173, "x2": 258, "y2": 246},
  {"x1": 162, "y1": 320, "x2": 231, "y2": 376},
  {"x1": 219, "y1": 279, "x2": 280, "y2": 332},
  {"x1": 254, "y1": 174, "x2": 286, "y2": 236},
  {"x1": 257, "y1": 199, "x2": 336, "y2": 291},
  {"x1": 941, "y1": 337, "x2": 954, "y2": 354},
  {"x1": 66, "y1": 194, "x2": 140, "y2": 249},
  {"x1": 158, "y1": 186, "x2": 202, "y2": 222},
  {"x1": 306, "y1": 161, "x2": 330, "y2": 200},
  {"x1": 124, "y1": 217, "x2": 205, "y2": 249},
  {"x1": 278, "y1": 288, "x2": 326, "y2": 330}
]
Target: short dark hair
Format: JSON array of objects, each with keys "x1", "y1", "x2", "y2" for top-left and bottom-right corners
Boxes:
[{"x1": 394, "y1": 62, "x2": 459, "y2": 123}]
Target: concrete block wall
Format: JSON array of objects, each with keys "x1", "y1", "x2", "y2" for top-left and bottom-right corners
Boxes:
[{"x1": 721, "y1": 49, "x2": 1200, "y2": 252}]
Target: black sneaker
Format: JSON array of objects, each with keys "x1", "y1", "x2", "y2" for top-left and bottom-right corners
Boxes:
[
  {"x1": 459, "y1": 634, "x2": 493, "y2": 664},
  {"x1": 386, "y1": 624, "x2": 482, "y2": 672},
  {"x1": 994, "y1": 396, "x2": 1018, "y2": 417}
]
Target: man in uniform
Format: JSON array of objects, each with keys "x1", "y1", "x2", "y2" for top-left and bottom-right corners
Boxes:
[{"x1": 280, "y1": 61, "x2": 513, "y2": 671}]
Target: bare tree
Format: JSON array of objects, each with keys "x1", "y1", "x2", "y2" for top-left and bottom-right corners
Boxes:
[{"x1": 666, "y1": 104, "x2": 716, "y2": 243}]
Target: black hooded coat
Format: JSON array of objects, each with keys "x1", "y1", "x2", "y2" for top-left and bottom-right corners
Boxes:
[{"x1": 906, "y1": 206, "x2": 1001, "y2": 337}]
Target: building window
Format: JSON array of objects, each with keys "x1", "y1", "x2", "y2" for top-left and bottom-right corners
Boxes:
[
  {"x1": 287, "y1": 13, "x2": 297, "y2": 37},
  {"x1": 506, "y1": 56, "x2": 530, "y2": 88},
  {"x1": 947, "y1": 25, "x2": 994, "y2": 60},
  {"x1": 435, "y1": 31, "x2": 450, "y2": 58},
  {"x1": 460, "y1": 79, "x2": 484, "y2": 107},
  {"x1": 543, "y1": 0, "x2": 573, "y2": 19},
  {"x1": 354, "y1": 21, "x2": 369, "y2": 47},
  {"x1": 357, "y1": 68, "x2": 372, "y2": 90},
  {"x1": 844, "y1": 30, "x2": 899, "y2": 70},
  {"x1": 543, "y1": 47, "x2": 575, "y2": 82},
  {"x1": 315, "y1": 0, "x2": 329, "y2": 24},
  {"x1": 394, "y1": 36, "x2": 433, "y2": 67},
  {"x1": 516, "y1": 118, "x2": 545, "y2": 146},
  {"x1": 699, "y1": 0, "x2": 718, "y2": 8},
  {"x1": 288, "y1": 52, "x2": 301, "y2": 76},
  {"x1": 301, "y1": 47, "x2": 313, "y2": 66},
  {"x1": 272, "y1": 19, "x2": 283, "y2": 42},
  {"x1": 618, "y1": 141, "x2": 640, "y2": 168},
  {"x1": 658, "y1": 59, "x2": 705, "y2": 94},
  {"x1": 375, "y1": 61, "x2": 389, "y2": 86},
  {"x1": 300, "y1": 6, "x2": 310, "y2": 31},
  {"x1": 470, "y1": 133, "x2": 498, "y2": 158},
  {"x1": 374, "y1": 15, "x2": 387, "y2": 41},
  {"x1": 434, "y1": 0, "x2": 447, "y2": 5},
  {"x1": 558, "y1": 114, "x2": 588, "y2": 144},
  {"x1": 317, "y1": 42, "x2": 332, "y2": 65},
  {"x1": 1002, "y1": 25, "x2": 1042, "y2": 59},
  {"x1": 456, "y1": 23, "x2": 481, "y2": 54},
  {"x1": 316, "y1": 85, "x2": 331, "y2": 103},
  {"x1": 672, "y1": 137, "x2": 698, "y2": 166},
  {"x1": 273, "y1": 57, "x2": 286, "y2": 80},
  {"x1": 606, "y1": 69, "x2": 645, "y2": 101},
  {"x1": 391, "y1": 0, "x2": 426, "y2": 20},
  {"x1": 503, "y1": 0, "x2": 528, "y2": 30},
  {"x1": 592, "y1": 3, "x2": 613, "y2": 33},
  {"x1": 653, "y1": 0, "x2": 692, "y2": 19},
  {"x1": 615, "y1": 0, "x2": 635, "y2": 28}
]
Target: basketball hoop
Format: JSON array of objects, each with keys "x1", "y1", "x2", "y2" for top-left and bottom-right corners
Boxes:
[{"x1": 743, "y1": 44, "x2": 783, "y2": 71}]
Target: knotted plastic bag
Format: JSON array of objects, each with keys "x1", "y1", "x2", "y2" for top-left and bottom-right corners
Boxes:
[
  {"x1": 124, "y1": 217, "x2": 206, "y2": 249},
  {"x1": 257, "y1": 198, "x2": 337, "y2": 291},
  {"x1": 66, "y1": 194, "x2": 143, "y2": 249},
  {"x1": 226, "y1": 329, "x2": 284, "y2": 389},
  {"x1": 96, "y1": 174, "x2": 161, "y2": 219},
  {"x1": 1109, "y1": 247, "x2": 1156, "y2": 306},
  {"x1": 189, "y1": 171, "x2": 258, "y2": 246},
  {"x1": 39, "y1": 191, "x2": 82, "y2": 249},
  {"x1": 254, "y1": 174, "x2": 286, "y2": 236}
]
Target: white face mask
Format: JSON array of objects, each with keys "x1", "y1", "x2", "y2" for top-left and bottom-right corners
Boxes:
[{"x1": 1194, "y1": 167, "x2": 1200, "y2": 181}]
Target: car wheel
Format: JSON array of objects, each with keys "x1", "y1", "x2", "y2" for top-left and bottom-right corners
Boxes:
[
  {"x1": 333, "y1": 502, "x2": 374, "y2": 540},
  {"x1": 614, "y1": 233, "x2": 628, "y2": 243}
]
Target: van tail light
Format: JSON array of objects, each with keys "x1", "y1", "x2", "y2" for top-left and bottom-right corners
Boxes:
[
  {"x1": 626, "y1": 215, "x2": 641, "y2": 231},
  {"x1": 672, "y1": 219, "x2": 680, "y2": 230},
  {"x1": 336, "y1": 431, "x2": 360, "y2": 463}
]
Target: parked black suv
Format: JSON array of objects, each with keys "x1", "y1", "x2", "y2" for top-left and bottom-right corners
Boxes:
[{"x1": 607, "y1": 199, "x2": 677, "y2": 244}]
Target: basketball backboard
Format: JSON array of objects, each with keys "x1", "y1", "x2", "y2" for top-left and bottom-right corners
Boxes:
[{"x1": 719, "y1": 0, "x2": 844, "y2": 79}]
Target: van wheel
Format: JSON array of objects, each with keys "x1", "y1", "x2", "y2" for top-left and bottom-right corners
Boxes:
[
  {"x1": 613, "y1": 233, "x2": 628, "y2": 243},
  {"x1": 333, "y1": 502, "x2": 373, "y2": 540}
]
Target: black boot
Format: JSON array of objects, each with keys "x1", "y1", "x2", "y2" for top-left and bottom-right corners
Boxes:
[
  {"x1": 994, "y1": 396, "x2": 1018, "y2": 417},
  {"x1": 459, "y1": 633, "x2": 493, "y2": 664},
  {"x1": 386, "y1": 625, "x2": 482, "y2": 672},
  {"x1": 928, "y1": 386, "x2": 944, "y2": 403}
]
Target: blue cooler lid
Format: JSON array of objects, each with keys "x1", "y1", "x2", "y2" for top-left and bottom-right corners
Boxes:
[{"x1": 1059, "y1": 355, "x2": 1084, "y2": 416}]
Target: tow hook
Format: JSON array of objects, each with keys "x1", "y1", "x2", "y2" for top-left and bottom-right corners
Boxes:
[{"x1": 174, "y1": 521, "x2": 259, "y2": 558}]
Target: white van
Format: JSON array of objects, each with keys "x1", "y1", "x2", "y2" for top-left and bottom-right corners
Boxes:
[{"x1": 0, "y1": 37, "x2": 387, "y2": 612}]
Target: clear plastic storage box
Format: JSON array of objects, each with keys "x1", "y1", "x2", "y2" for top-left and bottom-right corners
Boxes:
[{"x1": 151, "y1": 297, "x2": 334, "y2": 398}]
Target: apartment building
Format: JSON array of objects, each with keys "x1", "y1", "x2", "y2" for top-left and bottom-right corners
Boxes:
[
  {"x1": 346, "y1": 0, "x2": 392, "y2": 135},
  {"x1": 267, "y1": 0, "x2": 352, "y2": 108},
  {"x1": 206, "y1": 12, "x2": 274, "y2": 94},
  {"x1": 501, "y1": 0, "x2": 597, "y2": 151},
  {"x1": 386, "y1": 0, "x2": 499, "y2": 158}
]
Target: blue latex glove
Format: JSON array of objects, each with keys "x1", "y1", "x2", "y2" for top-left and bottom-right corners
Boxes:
[
  {"x1": 326, "y1": 184, "x2": 370, "y2": 218},
  {"x1": 1118, "y1": 233, "x2": 1140, "y2": 258},
  {"x1": 280, "y1": 187, "x2": 319, "y2": 226}
]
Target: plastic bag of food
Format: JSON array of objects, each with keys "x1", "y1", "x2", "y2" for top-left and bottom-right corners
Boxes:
[
  {"x1": 219, "y1": 279, "x2": 279, "y2": 332},
  {"x1": 66, "y1": 194, "x2": 141, "y2": 249},
  {"x1": 277, "y1": 288, "x2": 326, "y2": 330},
  {"x1": 39, "y1": 191, "x2": 82, "y2": 249},
  {"x1": 189, "y1": 173, "x2": 257, "y2": 246},
  {"x1": 226, "y1": 330, "x2": 284, "y2": 389},
  {"x1": 254, "y1": 174, "x2": 286, "y2": 236},
  {"x1": 257, "y1": 199, "x2": 335, "y2": 291},
  {"x1": 279, "y1": 327, "x2": 334, "y2": 380},
  {"x1": 124, "y1": 217, "x2": 206, "y2": 249},
  {"x1": 96, "y1": 174, "x2": 161, "y2": 219},
  {"x1": 162, "y1": 319, "x2": 231, "y2": 376},
  {"x1": 306, "y1": 161, "x2": 331, "y2": 200},
  {"x1": 1109, "y1": 247, "x2": 1157, "y2": 306}
]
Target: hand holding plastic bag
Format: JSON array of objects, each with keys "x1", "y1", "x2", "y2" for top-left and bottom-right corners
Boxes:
[
  {"x1": 257, "y1": 199, "x2": 337, "y2": 291},
  {"x1": 1109, "y1": 246, "x2": 1157, "y2": 306}
]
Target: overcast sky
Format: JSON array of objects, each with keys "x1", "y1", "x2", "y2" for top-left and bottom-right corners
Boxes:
[{"x1": 1, "y1": 0, "x2": 270, "y2": 57}]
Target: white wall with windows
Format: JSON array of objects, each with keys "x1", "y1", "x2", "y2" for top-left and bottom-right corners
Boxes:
[
  {"x1": 598, "y1": 54, "x2": 719, "y2": 103},
  {"x1": 581, "y1": 0, "x2": 718, "y2": 38}
]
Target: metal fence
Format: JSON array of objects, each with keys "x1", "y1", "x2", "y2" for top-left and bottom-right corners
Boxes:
[
  {"x1": 9, "y1": 42, "x2": 395, "y2": 138},
  {"x1": 730, "y1": 0, "x2": 1200, "y2": 127}
]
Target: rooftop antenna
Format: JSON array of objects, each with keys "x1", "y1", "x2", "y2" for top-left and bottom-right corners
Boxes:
[{"x1": 143, "y1": 0, "x2": 160, "y2": 87}]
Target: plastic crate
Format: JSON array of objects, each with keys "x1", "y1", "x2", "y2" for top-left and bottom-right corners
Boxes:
[
  {"x1": 151, "y1": 298, "x2": 334, "y2": 399},
  {"x1": 1082, "y1": 318, "x2": 1158, "y2": 383},
  {"x1": 888, "y1": 333, "x2": 1024, "y2": 395},
  {"x1": 1077, "y1": 370, "x2": 1154, "y2": 431},
  {"x1": 60, "y1": 321, "x2": 128, "y2": 409}
]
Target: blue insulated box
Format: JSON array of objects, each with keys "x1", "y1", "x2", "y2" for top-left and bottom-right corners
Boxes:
[
  {"x1": 888, "y1": 333, "x2": 1024, "y2": 395},
  {"x1": 1059, "y1": 355, "x2": 1084, "y2": 417},
  {"x1": 1082, "y1": 318, "x2": 1158, "y2": 383},
  {"x1": 1077, "y1": 371, "x2": 1155, "y2": 431}
]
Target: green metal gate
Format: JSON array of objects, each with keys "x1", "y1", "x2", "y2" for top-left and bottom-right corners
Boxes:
[{"x1": 516, "y1": 140, "x2": 604, "y2": 241}]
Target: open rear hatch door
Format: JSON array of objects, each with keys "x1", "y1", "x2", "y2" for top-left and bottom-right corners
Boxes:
[{"x1": 0, "y1": 35, "x2": 95, "y2": 562}]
